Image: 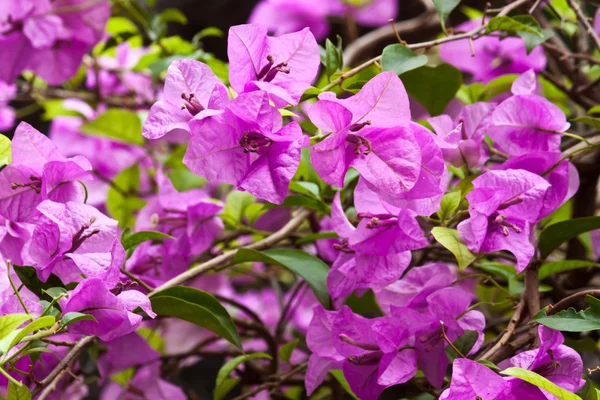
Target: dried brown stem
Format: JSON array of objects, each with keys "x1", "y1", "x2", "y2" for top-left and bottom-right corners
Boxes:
[{"x1": 477, "y1": 298, "x2": 526, "y2": 361}]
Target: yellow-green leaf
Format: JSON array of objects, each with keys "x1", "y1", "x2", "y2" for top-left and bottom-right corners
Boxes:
[{"x1": 431, "y1": 227, "x2": 476, "y2": 270}]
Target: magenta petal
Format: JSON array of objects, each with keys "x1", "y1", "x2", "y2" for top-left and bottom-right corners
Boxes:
[
  {"x1": 163, "y1": 59, "x2": 226, "y2": 108},
  {"x1": 511, "y1": 69, "x2": 537, "y2": 95},
  {"x1": 143, "y1": 100, "x2": 192, "y2": 140},
  {"x1": 228, "y1": 24, "x2": 270, "y2": 94},
  {"x1": 331, "y1": 191, "x2": 355, "y2": 238},
  {"x1": 377, "y1": 349, "x2": 417, "y2": 387},
  {"x1": 308, "y1": 100, "x2": 353, "y2": 133}
]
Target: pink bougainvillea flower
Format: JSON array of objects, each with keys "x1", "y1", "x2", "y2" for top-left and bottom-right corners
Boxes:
[
  {"x1": 0, "y1": 81, "x2": 16, "y2": 131},
  {"x1": 100, "y1": 362, "x2": 186, "y2": 400},
  {"x1": 392, "y1": 287, "x2": 485, "y2": 389},
  {"x1": 489, "y1": 70, "x2": 569, "y2": 156},
  {"x1": 228, "y1": 24, "x2": 320, "y2": 107},
  {"x1": 329, "y1": 0, "x2": 398, "y2": 27},
  {"x1": 306, "y1": 306, "x2": 416, "y2": 400},
  {"x1": 0, "y1": 0, "x2": 110, "y2": 84},
  {"x1": 60, "y1": 278, "x2": 156, "y2": 341},
  {"x1": 440, "y1": 20, "x2": 546, "y2": 83},
  {"x1": 249, "y1": 0, "x2": 331, "y2": 40},
  {"x1": 143, "y1": 59, "x2": 229, "y2": 140},
  {"x1": 498, "y1": 326, "x2": 585, "y2": 398},
  {"x1": 97, "y1": 332, "x2": 160, "y2": 380},
  {"x1": 27, "y1": 200, "x2": 125, "y2": 285},
  {"x1": 429, "y1": 102, "x2": 495, "y2": 168},
  {"x1": 440, "y1": 358, "x2": 508, "y2": 400},
  {"x1": 184, "y1": 90, "x2": 307, "y2": 204},
  {"x1": 458, "y1": 169, "x2": 551, "y2": 272},
  {"x1": 0, "y1": 122, "x2": 93, "y2": 222}
]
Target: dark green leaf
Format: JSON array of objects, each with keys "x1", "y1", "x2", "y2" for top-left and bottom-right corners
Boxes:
[
  {"x1": 214, "y1": 352, "x2": 272, "y2": 400},
  {"x1": 158, "y1": 8, "x2": 188, "y2": 25},
  {"x1": 61, "y1": 312, "x2": 97, "y2": 329},
  {"x1": 13, "y1": 266, "x2": 66, "y2": 300},
  {"x1": 329, "y1": 370, "x2": 359, "y2": 400},
  {"x1": 324, "y1": 39, "x2": 341, "y2": 78},
  {"x1": 7, "y1": 381, "x2": 31, "y2": 400},
  {"x1": 296, "y1": 231, "x2": 339, "y2": 245},
  {"x1": 572, "y1": 116, "x2": 600, "y2": 131},
  {"x1": 500, "y1": 367, "x2": 582, "y2": 400},
  {"x1": 432, "y1": 0, "x2": 461, "y2": 30},
  {"x1": 281, "y1": 195, "x2": 330, "y2": 214},
  {"x1": 477, "y1": 261, "x2": 516, "y2": 281},
  {"x1": 300, "y1": 87, "x2": 323, "y2": 102},
  {"x1": 121, "y1": 230, "x2": 174, "y2": 251},
  {"x1": 538, "y1": 216, "x2": 600, "y2": 259},
  {"x1": 150, "y1": 287, "x2": 242, "y2": 348},
  {"x1": 401, "y1": 64, "x2": 463, "y2": 116},
  {"x1": 486, "y1": 15, "x2": 543, "y2": 36},
  {"x1": 42, "y1": 287, "x2": 67, "y2": 299},
  {"x1": 279, "y1": 339, "x2": 299, "y2": 363},
  {"x1": 519, "y1": 29, "x2": 554, "y2": 54},
  {"x1": 445, "y1": 330, "x2": 477, "y2": 362},
  {"x1": 381, "y1": 44, "x2": 428, "y2": 76},
  {"x1": 214, "y1": 377, "x2": 239, "y2": 400},
  {"x1": 534, "y1": 295, "x2": 600, "y2": 332},
  {"x1": 539, "y1": 260, "x2": 600, "y2": 280},
  {"x1": 431, "y1": 227, "x2": 476, "y2": 270},
  {"x1": 80, "y1": 109, "x2": 143, "y2": 145},
  {"x1": 232, "y1": 248, "x2": 330, "y2": 308}
]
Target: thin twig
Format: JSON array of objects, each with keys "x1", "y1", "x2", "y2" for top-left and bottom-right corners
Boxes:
[
  {"x1": 566, "y1": 0, "x2": 600, "y2": 51},
  {"x1": 232, "y1": 362, "x2": 308, "y2": 400},
  {"x1": 149, "y1": 209, "x2": 311, "y2": 295},
  {"x1": 547, "y1": 289, "x2": 600, "y2": 315},
  {"x1": 477, "y1": 298, "x2": 526, "y2": 361},
  {"x1": 120, "y1": 268, "x2": 153, "y2": 292}
]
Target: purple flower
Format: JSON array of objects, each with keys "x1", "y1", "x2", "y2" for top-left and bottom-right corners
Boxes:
[
  {"x1": 228, "y1": 24, "x2": 320, "y2": 107},
  {"x1": 392, "y1": 287, "x2": 485, "y2": 389},
  {"x1": 328, "y1": 0, "x2": 398, "y2": 27},
  {"x1": 87, "y1": 42, "x2": 155, "y2": 103},
  {"x1": 440, "y1": 20, "x2": 546, "y2": 83},
  {"x1": 440, "y1": 358, "x2": 508, "y2": 400},
  {"x1": 27, "y1": 200, "x2": 125, "y2": 285},
  {"x1": 0, "y1": 81, "x2": 16, "y2": 131},
  {"x1": 375, "y1": 262, "x2": 457, "y2": 314},
  {"x1": 60, "y1": 278, "x2": 156, "y2": 341},
  {"x1": 100, "y1": 362, "x2": 186, "y2": 400},
  {"x1": 0, "y1": 122, "x2": 93, "y2": 222},
  {"x1": 143, "y1": 59, "x2": 229, "y2": 140},
  {"x1": 489, "y1": 70, "x2": 569, "y2": 156},
  {"x1": 249, "y1": 0, "x2": 332, "y2": 40},
  {"x1": 306, "y1": 306, "x2": 417, "y2": 400},
  {"x1": 97, "y1": 332, "x2": 160, "y2": 380},
  {"x1": 0, "y1": 0, "x2": 110, "y2": 84},
  {"x1": 184, "y1": 90, "x2": 307, "y2": 204},
  {"x1": 309, "y1": 72, "x2": 420, "y2": 197},
  {"x1": 429, "y1": 102, "x2": 495, "y2": 168},
  {"x1": 457, "y1": 169, "x2": 551, "y2": 272},
  {"x1": 326, "y1": 192, "x2": 421, "y2": 300},
  {"x1": 498, "y1": 326, "x2": 585, "y2": 399}
]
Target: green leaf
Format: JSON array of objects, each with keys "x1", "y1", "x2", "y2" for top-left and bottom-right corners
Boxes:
[
  {"x1": 572, "y1": 116, "x2": 600, "y2": 131},
  {"x1": 106, "y1": 165, "x2": 146, "y2": 229},
  {"x1": 7, "y1": 381, "x2": 31, "y2": 400},
  {"x1": 13, "y1": 266, "x2": 67, "y2": 300},
  {"x1": 223, "y1": 191, "x2": 256, "y2": 227},
  {"x1": 232, "y1": 248, "x2": 330, "y2": 308},
  {"x1": 477, "y1": 359, "x2": 500, "y2": 371},
  {"x1": 121, "y1": 230, "x2": 174, "y2": 251},
  {"x1": 158, "y1": 8, "x2": 188, "y2": 25},
  {"x1": 279, "y1": 108, "x2": 299, "y2": 118},
  {"x1": 401, "y1": 64, "x2": 463, "y2": 116},
  {"x1": 588, "y1": 105, "x2": 600, "y2": 115},
  {"x1": 538, "y1": 216, "x2": 600, "y2": 259},
  {"x1": 519, "y1": 28, "x2": 554, "y2": 54},
  {"x1": 432, "y1": 0, "x2": 461, "y2": 30},
  {"x1": 381, "y1": 44, "x2": 428, "y2": 76},
  {"x1": 438, "y1": 191, "x2": 461, "y2": 222},
  {"x1": 324, "y1": 39, "x2": 341, "y2": 78},
  {"x1": 214, "y1": 352, "x2": 272, "y2": 400},
  {"x1": 80, "y1": 109, "x2": 143, "y2": 145},
  {"x1": 296, "y1": 231, "x2": 339, "y2": 245},
  {"x1": 214, "y1": 377, "x2": 239, "y2": 400},
  {"x1": 193, "y1": 27, "x2": 224, "y2": 43},
  {"x1": 288, "y1": 181, "x2": 320, "y2": 199},
  {"x1": 431, "y1": 227, "x2": 476, "y2": 270},
  {"x1": 477, "y1": 261, "x2": 516, "y2": 280},
  {"x1": 42, "y1": 287, "x2": 67, "y2": 299},
  {"x1": 279, "y1": 339, "x2": 299, "y2": 363},
  {"x1": 539, "y1": 260, "x2": 600, "y2": 280},
  {"x1": 281, "y1": 195, "x2": 330, "y2": 214},
  {"x1": 0, "y1": 316, "x2": 55, "y2": 355},
  {"x1": 486, "y1": 15, "x2": 544, "y2": 36},
  {"x1": 0, "y1": 314, "x2": 30, "y2": 342},
  {"x1": 0, "y1": 135, "x2": 11, "y2": 166},
  {"x1": 61, "y1": 312, "x2": 97, "y2": 329},
  {"x1": 329, "y1": 370, "x2": 359, "y2": 400},
  {"x1": 500, "y1": 367, "x2": 582, "y2": 400},
  {"x1": 137, "y1": 328, "x2": 165, "y2": 353},
  {"x1": 534, "y1": 295, "x2": 600, "y2": 332},
  {"x1": 106, "y1": 17, "x2": 139, "y2": 37},
  {"x1": 150, "y1": 287, "x2": 242, "y2": 348},
  {"x1": 445, "y1": 330, "x2": 477, "y2": 362}
]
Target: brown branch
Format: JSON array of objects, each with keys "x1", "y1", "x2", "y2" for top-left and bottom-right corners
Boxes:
[
  {"x1": 525, "y1": 262, "x2": 541, "y2": 318},
  {"x1": 32, "y1": 336, "x2": 96, "y2": 397},
  {"x1": 547, "y1": 289, "x2": 600, "y2": 315},
  {"x1": 566, "y1": 0, "x2": 600, "y2": 51},
  {"x1": 120, "y1": 268, "x2": 153, "y2": 292},
  {"x1": 232, "y1": 362, "x2": 308, "y2": 400},
  {"x1": 149, "y1": 209, "x2": 311, "y2": 295},
  {"x1": 477, "y1": 298, "x2": 526, "y2": 361}
]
